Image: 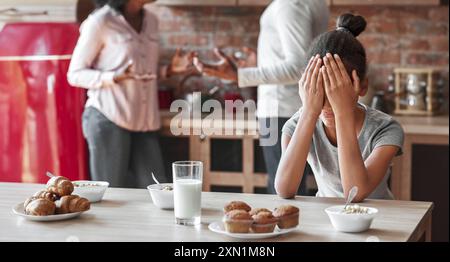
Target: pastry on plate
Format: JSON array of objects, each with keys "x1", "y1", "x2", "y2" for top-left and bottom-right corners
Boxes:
[
  {"x1": 223, "y1": 201, "x2": 251, "y2": 213},
  {"x1": 251, "y1": 211, "x2": 278, "y2": 233},
  {"x1": 56, "y1": 195, "x2": 90, "y2": 214},
  {"x1": 33, "y1": 190, "x2": 58, "y2": 202},
  {"x1": 273, "y1": 205, "x2": 300, "y2": 229},
  {"x1": 25, "y1": 198, "x2": 56, "y2": 216},
  {"x1": 223, "y1": 210, "x2": 253, "y2": 233},
  {"x1": 24, "y1": 197, "x2": 38, "y2": 210},
  {"x1": 46, "y1": 176, "x2": 74, "y2": 197},
  {"x1": 249, "y1": 207, "x2": 271, "y2": 216}
]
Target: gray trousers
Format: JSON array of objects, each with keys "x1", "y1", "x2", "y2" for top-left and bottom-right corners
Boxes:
[
  {"x1": 259, "y1": 117, "x2": 310, "y2": 195},
  {"x1": 82, "y1": 107, "x2": 165, "y2": 188}
]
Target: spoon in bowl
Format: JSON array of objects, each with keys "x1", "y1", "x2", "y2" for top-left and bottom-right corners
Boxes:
[
  {"x1": 343, "y1": 186, "x2": 358, "y2": 211},
  {"x1": 151, "y1": 172, "x2": 173, "y2": 191},
  {"x1": 151, "y1": 172, "x2": 160, "y2": 185},
  {"x1": 46, "y1": 171, "x2": 56, "y2": 178}
]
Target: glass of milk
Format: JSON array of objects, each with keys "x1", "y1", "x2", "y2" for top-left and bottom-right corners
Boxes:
[{"x1": 172, "y1": 161, "x2": 203, "y2": 226}]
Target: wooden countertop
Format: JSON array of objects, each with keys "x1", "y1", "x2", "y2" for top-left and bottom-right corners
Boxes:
[
  {"x1": 392, "y1": 115, "x2": 449, "y2": 136},
  {"x1": 0, "y1": 182, "x2": 433, "y2": 242},
  {"x1": 160, "y1": 110, "x2": 449, "y2": 137},
  {"x1": 160, "y1": 110, "x2": 259, "y2": 136}
]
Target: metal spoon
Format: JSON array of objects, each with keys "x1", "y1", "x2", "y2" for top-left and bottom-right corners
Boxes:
[
  {"x1": 344, "y1": 186, "x2": 358, "y2": 210},
  {"x1": 209, "y1": 86, "x2": 220, "y2": 96},
  {"x1": 46, "y1": 171, "x2": 56, "y2": 178},
  {"x1": 151, "y1": 172, "x2": 160, "y2": 185}
]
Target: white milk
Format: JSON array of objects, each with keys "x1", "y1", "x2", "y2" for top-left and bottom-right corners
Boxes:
[{"x1": 174, "y1": 179, "x2": 202, "y2": 219}]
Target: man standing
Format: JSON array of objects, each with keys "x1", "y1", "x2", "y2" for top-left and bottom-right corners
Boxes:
[{"x1": 194, "y1": 0, "x2": 329, "y2": 194}]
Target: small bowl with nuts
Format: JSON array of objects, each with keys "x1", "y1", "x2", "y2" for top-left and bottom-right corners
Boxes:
[
  {"x1": 325, "y1": 204, "x2": 378, "y2": 233},
  {"x1": 147, "y1": 183, "x2": 174, "y2": 210}
]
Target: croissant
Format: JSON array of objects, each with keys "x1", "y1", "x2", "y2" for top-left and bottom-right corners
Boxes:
[
  {"x1": 24, "y1": 196, "x2": 38, "y2": 210},
  {"x1": 25, "y1": 199, "x2": 56, "y2": 216},
  {"x1": 33, "y1": 190, "x2": 58, "y2": 202},
  {"x1": 56, "y1": 195, "x2": 90, "y2": 214},
  {"x1": 46, "y1": 176, "x2": 74, "y2": 197}
]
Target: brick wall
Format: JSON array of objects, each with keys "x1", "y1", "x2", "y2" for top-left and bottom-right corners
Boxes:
[
  {"x1": 153, "y1": 6, "x2": 264, "y2": 63},
  {"x1": 331, "y1": 6, "x2": 449, "y2": 102},
  {"x1": 150, "y1": 4, "x2": 449, "y2": 110}
]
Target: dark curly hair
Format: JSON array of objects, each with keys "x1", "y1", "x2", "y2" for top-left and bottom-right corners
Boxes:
[
  {"x1": 93, "y1": 0, "x2": 129, "y2": 13},
  {"x1": 306, "y1": 13, "x2": 368, "y2": 80}
]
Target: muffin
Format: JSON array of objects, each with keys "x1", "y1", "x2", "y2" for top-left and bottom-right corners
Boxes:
[
  {"x1": 223, "y1": 201, "x2": 251, "y2": 213},
  {"x1": 251, "y1": 211, "x2": 278, "y2": 233},
  {"x1": 249, "y1": 208, "x2": 271, "y2": 216},
  {"x1": 273, "y1": 205, "x2": 300, "y2": 229},
  {"x1": 223, "y1": 210, "x2": 253, "y2": 233}
]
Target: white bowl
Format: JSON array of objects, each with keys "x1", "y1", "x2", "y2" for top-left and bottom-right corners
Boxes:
[
  {"x1": 325, "y1": 205, "x2": 378, "y2": 233},
  {"x1": 147, "y1": 183, "x2": 174, "y2": 210},
  {"x1": 73, "y1": 180, "x2": 109, "y2": 203}
]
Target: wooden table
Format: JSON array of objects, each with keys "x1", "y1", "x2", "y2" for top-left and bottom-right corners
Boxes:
[{"x1": 0, "y1": 183, "x2": 433, "y2": 242}]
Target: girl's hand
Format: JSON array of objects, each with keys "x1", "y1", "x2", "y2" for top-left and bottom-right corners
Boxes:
[
  {"x1": 321, "y1": 53, "x2": 361, "y2": 116},
  {"x1": 298, "y1": 54, "x2": 324, "y2": 118}
]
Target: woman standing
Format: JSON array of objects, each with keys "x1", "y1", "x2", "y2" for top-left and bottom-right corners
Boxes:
[{"x1": 68, "y1": 0, "x2": 194, "y2": 188}]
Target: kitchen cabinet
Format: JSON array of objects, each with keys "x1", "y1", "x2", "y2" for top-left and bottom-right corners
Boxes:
[
  {"x1": 390, "y1": 115, "x2": 449, "y2": 201},
  {"x1": 159, "y1": 111, "x2": 266, "y2": 193},
  {"x1": 388, "y1": 115, "x2": 449, "y2": 242},
  {"x1": 412, "y1": 144, "x2": 448, "y2": 241}
]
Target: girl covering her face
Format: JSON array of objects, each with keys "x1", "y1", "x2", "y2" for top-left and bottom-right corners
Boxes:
[{"x1": 276, "y1": 13, "x2": 404, "y2": 202}]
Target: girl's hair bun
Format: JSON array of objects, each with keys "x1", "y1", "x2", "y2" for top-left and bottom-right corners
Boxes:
[{"x1": 336, "y1": 13, "x2": 367, "y2": 37}]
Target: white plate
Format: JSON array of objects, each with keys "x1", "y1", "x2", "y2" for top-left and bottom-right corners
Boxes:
[
  {"x1": 208, "y1": 221, "x2": 298, "y2": 239},
  {"x1": 12, "y1": 203, "x2": 86, "y2": 222}
]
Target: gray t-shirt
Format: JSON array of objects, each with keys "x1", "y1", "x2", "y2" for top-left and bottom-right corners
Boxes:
[{"x1": 281, "y1": 103, "x2": 404, "y2": 200}]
